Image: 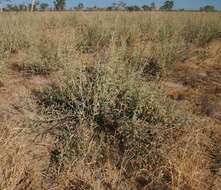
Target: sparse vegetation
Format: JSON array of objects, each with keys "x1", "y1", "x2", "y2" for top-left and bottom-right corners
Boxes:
[{"x1": 0, "y1": 11, "x2": 221, "y2": 190}]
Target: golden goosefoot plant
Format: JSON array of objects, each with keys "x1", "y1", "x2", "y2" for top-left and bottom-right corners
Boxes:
[
  {"x1": 32, "y1": 56, "x2": 213, "y2": 189},
  {"x1": 0, "y1": 11, "x2": 221, "y2": 190}
]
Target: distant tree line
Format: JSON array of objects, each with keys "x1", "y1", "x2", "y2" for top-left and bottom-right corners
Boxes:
[
  {"x1": 1, "y1": 0, "x2": 219, "y2": 12},
  {"x1": 200, "y1": 5, "x2": 216, "y2": 12},
  {"x1": 1, "y1": 0, "x2": 50, "y2": 11}
]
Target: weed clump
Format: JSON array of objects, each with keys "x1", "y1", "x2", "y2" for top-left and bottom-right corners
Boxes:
[
  {"x1": 34, "y1": 61, "x2": 186, "y2": 188},
  {"x1": 36, "y1": 65, "x2": 180, "y2": 127},
  {"x1": 76, "y1": 24, "x2": 112, "y2": 53},
  {"x1": 21, "y1": 36, "x2": 62, "y2": 75},
  {"x1": 182, "y1": 18, "x2": 221, "y2": 46},
  {"x1": 0, "y1": 16, "x2": 33, "y2": 57}
]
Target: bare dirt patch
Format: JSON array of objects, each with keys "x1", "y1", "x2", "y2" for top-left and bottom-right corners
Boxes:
[
  {"x1": 165, "y1": 40, "x2": 221, "y2": 122},
  {"x1": 0, "y1": 52, "x2": 54, "y2": 189},
  {"x1": 163, "y1": 40, "x2": 221, "y2": 189}
]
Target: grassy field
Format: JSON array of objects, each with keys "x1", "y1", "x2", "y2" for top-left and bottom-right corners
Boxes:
[{"x1": 0, "y1": 12, "x2": 221, "y2": 190}]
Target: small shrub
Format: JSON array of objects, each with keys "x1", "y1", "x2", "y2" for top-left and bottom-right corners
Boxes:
[
  {"x1": 34, "y1": 60, "x2": 185, "y2": 170},
  {"x1": 36, "y1": 65, "x2": 179, "y2": 126}
]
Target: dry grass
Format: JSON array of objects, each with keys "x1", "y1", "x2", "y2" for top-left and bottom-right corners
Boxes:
[{"x1": 0, "y1": 11, "x2": 221, "y2": 190}]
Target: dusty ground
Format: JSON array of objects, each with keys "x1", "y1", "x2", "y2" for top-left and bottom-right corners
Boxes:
[
  {"x1": 165, "y1": 40, "x2": 221, "y2": 121},
  {"x1": 0, "y1": 52, "x2": 53, "y2": 190},
  {"x1": 164, "y1": 40, "x2": 221, "y2": 190}
]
